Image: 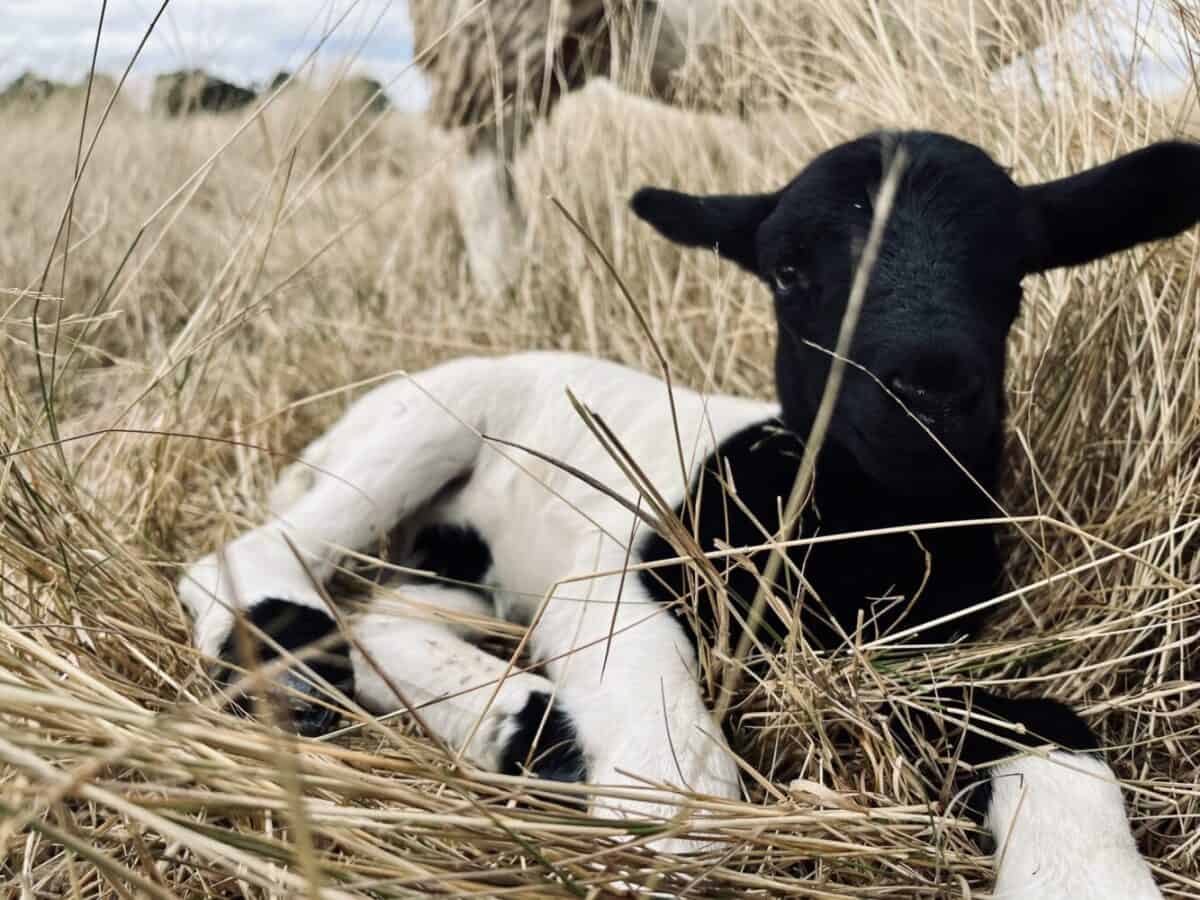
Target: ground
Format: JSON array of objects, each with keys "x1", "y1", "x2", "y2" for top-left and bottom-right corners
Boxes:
[{"x1": 0, "y1": 2, "x2": 1198, "y2": 896}]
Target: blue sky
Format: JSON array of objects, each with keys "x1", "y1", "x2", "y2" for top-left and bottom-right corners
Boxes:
[{"x1": 0, "y1": 0, "x2": 429, "y2": 109}]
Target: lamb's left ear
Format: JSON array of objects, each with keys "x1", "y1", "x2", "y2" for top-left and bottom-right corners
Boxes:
[
  {"x1": 1023, "y1": 141, "x2": 1200, "y2": 274},
  {"x1": 630, "y1": 186, "x2": 779, "y2": 274}
]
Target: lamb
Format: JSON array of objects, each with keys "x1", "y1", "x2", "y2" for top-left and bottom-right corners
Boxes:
[{"x1": 178, "y1": 130, "x2": 1200, "y2": 896}]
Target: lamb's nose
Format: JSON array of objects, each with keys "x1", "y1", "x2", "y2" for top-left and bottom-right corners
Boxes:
[{"x1": 887, "y1": 351, "x2": 983, "y2": 418}]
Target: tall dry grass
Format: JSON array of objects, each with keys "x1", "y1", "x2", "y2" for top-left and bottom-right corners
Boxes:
[{"x1": 1, "y1": 1, "x2": 1199, "y2": 895}]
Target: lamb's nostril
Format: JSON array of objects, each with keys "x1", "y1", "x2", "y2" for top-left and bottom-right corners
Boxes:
[
  {"x1": 889, "y1": 374, "x2": 921, "y2": 402},
  {"x1": 888, "y1": 357, "x2": 983, "y2": 414}
]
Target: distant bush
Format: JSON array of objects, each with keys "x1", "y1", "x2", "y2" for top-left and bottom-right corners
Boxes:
[{"x1": 150, "y1": 69, "x2": 257, "y2": 116}]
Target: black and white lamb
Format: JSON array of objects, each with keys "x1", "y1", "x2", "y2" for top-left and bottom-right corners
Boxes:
[{"x1": 179, "y1": 130, "x2": 1200, "y2": 897}]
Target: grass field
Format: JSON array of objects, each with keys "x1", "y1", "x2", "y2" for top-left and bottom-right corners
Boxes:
[{"x1": 2, "y1": 1, "x2": 1199, "y2": 895}]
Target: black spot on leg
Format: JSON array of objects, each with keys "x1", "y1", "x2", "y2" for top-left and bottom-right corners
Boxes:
[
  {"x1": 500, "y1": 691, "x2": 588, "y2": 785},
  {"x1": 328, "y1": 504, "x2": 494, "y2": 596},
  {"x1": 216, "y1": 598, "x2": 354, "y2": 737},
  {"x1": 412, "y1": 523, "x2": 493, "y2": 595}
]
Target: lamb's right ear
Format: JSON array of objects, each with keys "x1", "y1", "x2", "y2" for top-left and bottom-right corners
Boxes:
[
  {"x1": 630, "y1": 186, "x2": 778, "y2": 274},
  {"x1": 1022, "y1": 141, "x2": 1200, "y2": 274}
]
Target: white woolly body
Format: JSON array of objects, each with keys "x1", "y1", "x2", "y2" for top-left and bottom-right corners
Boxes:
[
  {"x1": 182, "y1": 351, "x2": 769, "y2": 842},
  {"x1": 180, "y1": 351, "x2": 1157, "y2": 889}
]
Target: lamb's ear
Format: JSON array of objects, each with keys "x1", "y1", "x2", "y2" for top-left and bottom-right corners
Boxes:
[
  {"x1": 630, "y1": 186, "x2": 778, "y2": 274},
  {"x1": 1022, "y1": 141, "x2": 1200, "y2": 274}
]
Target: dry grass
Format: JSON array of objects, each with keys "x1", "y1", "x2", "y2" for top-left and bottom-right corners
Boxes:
[{"x1": 2, "y1": 1, "x2": 1199, "y2": 896}]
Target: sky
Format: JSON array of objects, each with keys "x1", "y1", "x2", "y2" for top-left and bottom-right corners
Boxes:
[
  {"x1": 0, "y1": 0, "x2": 430, "y2": 110},
  {"x1": 2, "y1": 0, "x2": 1195, "y2": 111}
]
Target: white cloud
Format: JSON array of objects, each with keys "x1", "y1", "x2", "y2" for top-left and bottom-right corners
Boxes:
[{"x1": 1, "y1": 0, "x2": 429, "y2": 110}]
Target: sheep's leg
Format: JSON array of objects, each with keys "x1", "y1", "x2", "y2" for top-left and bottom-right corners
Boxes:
[
  {"x1": 632, "y1": 0, "x2": 690, "y2": 99},
  {"x1": 906, "y1": 691, "x2": 1160, "y2": 898},
  {"x1": 522, "y1": 537, "x2": 742, "y2": 850},
  {"x1": 453, "y1": 145, "x2": 525, "y2": 296},
  {"x1": 434, "y1": 0, "x2": 727, "y2": 294},
  {"x1": 989, "y1": 751, "x2": 1161, "y2": 898},
  {"x1": 179, "y1": 366, "x2": 486, "y2": 732},
  {"x1": 449, "y1": 1, "x2": 687, "y2": 296},
  {"x1": 349, "y1": 583, "x2": 582, "y2": 781}
]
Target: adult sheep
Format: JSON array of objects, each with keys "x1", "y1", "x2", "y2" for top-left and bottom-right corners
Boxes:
[
  {"x1": 179, "y1": 129, "x2": 1200, "y2": 897},
  {"x1": 410, "y1": 0, "x2": 724, "y2": 294}
]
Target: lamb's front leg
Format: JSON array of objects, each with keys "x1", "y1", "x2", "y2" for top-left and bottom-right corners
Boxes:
[
  {"x1": 921, "y1": 692, "x2": 1162, "y2": 898},
  {"x1": 988, "y1": 750, "x2": 1161, "y2": 899},
  {"x1": 350, "y1": 584, "x2": 584, "y2": 782},
  {"x1": 529, "y1": 545, "x2": 742, "y2": 849}
]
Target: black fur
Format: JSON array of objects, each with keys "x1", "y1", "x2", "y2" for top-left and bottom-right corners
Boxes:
[
  {"x1": 632, "y1": 130, "x2": 1200, "y2": 822},
  {"x1": 638, "y1": 419, "x2": 998, "y2": 655},
  {"x1": 1023, "y1": 141, "x2": 1200, "y2": 273},
  {"x1": 412, "y1": 523, "x2": 494, "y2": 595},
  {"x1": 336, "y1": 521, "x2": 493, "y2": 595},
  {"x1": 633, "y1": 129, "x2": 1200, "y2": 646},
  {"x1": 500, "y1": 691, "x2": 588, "y2": 784},
  {"x1": 629, "y1": 188, "x2": 777, "y2": 273},
  {"x1": 216, "y1": 598, "x2": 353, "y2": 737},
  {"x1": 634, "y1": 131, "x2": 1200, "y2": 499}
]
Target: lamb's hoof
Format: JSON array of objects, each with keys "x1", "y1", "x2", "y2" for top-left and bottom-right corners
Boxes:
[{"x1": 216, "y1": 598, "x2": 354, "y2": 738}]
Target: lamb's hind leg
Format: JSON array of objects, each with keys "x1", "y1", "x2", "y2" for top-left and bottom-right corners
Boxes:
[{"x1": 178, "y1": 363, "x2": 488, "y2": 733}]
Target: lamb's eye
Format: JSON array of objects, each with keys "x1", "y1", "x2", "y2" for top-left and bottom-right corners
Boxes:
[{"x1": 773, "y1": 265, "x2": 802, "y2": 293}]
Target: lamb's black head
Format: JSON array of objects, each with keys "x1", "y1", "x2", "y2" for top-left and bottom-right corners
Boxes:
[{"x1": 632, "y1": 130, "x2": 1200, "y2": 497}]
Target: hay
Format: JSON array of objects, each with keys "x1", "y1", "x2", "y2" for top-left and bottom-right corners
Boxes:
[{"x1": 1, "y1": 1, "x2": 1198, "y2": 895}]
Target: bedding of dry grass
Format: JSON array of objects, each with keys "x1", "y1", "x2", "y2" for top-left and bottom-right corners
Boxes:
[{"x1": 1, "y1": 1, "x2": 1199, "y2": 896}]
